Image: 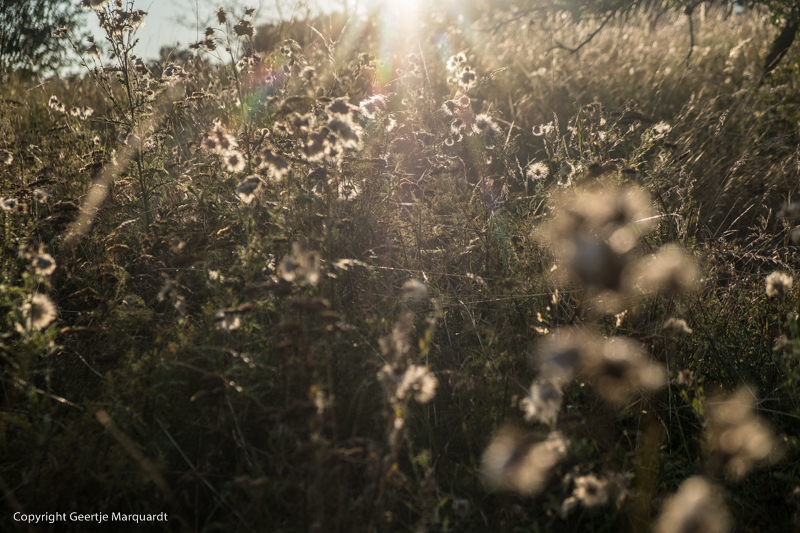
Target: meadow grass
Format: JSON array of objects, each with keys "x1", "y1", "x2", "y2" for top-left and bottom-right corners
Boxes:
[{"x1": 1, "y1": 2, "x2": 800, "y2": 532}]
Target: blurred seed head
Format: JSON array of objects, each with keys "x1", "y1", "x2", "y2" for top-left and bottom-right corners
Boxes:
[
  {"x1": 278, "y1": 239, "x2": 320, "y2": 286},
  {"x1": 664, "y1": 317, "x2": 693, "y2": 336},
  {"x1": 32, "y1": 254, "x2": 56, "y2": 276},
  {"x1": 22, "y1": 293, "x2": 57, "y2": 331},
  {"x1": 224, "y1": 150, "x2": 246, "y2": 173},
  {"x1": 215, "y1": 309, "x2": 242, "y2": 331},
  {"x1": 633, "y1": 244, "x2": 699, "y2": 297},
  {"x1": 33, "y1": 189, "x2": 51, "y2": 203},
  {"x1": 480, "y1": 427, "x2": 568, "y2": 495},
  {"x1": 48, "y1": 95, "x2": 65, "y2": 114},
  {"x1": 1, "y1": 197, "x2": 27, "y2": 214},
  {"x1": 397, "y1": 365, "x2": 438, "y2": 403},
  {"x1": 82, "y1": 0, "x2": 109, "y2": 10},
  {"x1": 566, "y1": 236, "x2": 628, "y2": 291},
  {"x1": 572, "y1": 475, "x2": 610, "y2": 507},
  {"x1": 654, "y1": 476, "x2": 731, "y2": 533},
  {"x1": 539, "y1": 186, "x2": 656, "y2": 299},
  {"x1": 473, "y1": 114, "x2": 501, "y2": 137},
  {"x1": 359, "y1": 94, "x2": 386, "y2": 119},
  {"x1": 706, "y1": 387, "x2": 783, "y2": 479},
  {"x1": 520, "y1": 380, "x2": 562, "y2": 425},
  {"x1": 526, "y1": 161, "x2": 549, "y2": 181},
  {"x1": 236, "y1": 175, "x2": 261, "y2": 204},
  {"x1": 536, "y1": 327, "x2": 591, "y2": 385},
  {"x1": 19, "y1": 243, "x2": 43, "y2": 260},
  {"x1": 216, "y1": 7, "x2": 227, "y2": 24},
  {"x1": 582, "y1": 337, "x2": 666, "y2": 406},
  {"x1": 766, "y1": 271, "x2": 792, "y2": 297},
  {"x1": 401, "y1": 279, "x2": 428, "y2": 301},
  {"x1": 233, "y1": 19, "x2": 254, "y2": 38}
]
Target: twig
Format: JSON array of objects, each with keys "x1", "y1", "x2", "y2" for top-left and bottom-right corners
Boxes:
[{"x1": 548, "y1": 12, "x2": 614, "y2": 54}]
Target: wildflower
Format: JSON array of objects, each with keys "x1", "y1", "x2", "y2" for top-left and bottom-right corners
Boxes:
[
  {"x1": 359, "y1": 94, "x2": 386, "y2": 119},
  {"x1": 327, "y1": 98, "x2": 352, "y2": 115},
  {"x1": 526, "y1": 161, "x2": 549, "y2": 181},
  {"x1": 328, "y1": 116, "x2": 362, "y2": 149},
  {"x1": 279, "y1": 238, "x2": 320, "y2": 286},
  {"x1": 48, "y1": 95, "x2": 65, "y2": 114},
  {"x1": 338, "y1": 179, "x2": 360, "y2": 200},
  {"x1": 520, "y1": 381, "x2": 562, "y2": 425},
  {"x1": 233, "y1": 19, "x2": 254, "y2": 38},
  {"x1": 215, "y1": 7, "x2": 227, "y2": 24},
  {"x1": 224, "y1": 151, "x2": 246, "y2": 173},
  {"x1": 1, "y1": 150, "x2": 13, "y2": 165},
  {"x1": 582, "y1": 337, "x2": 666, "y2": 406},
  {"x1": 532, "y1": 122, "x2": 554, "y2": 136},
  {"x1": 214, "y1": 303, "x2": 254, "y2": 332},
  {"x1": 765, "y1": 271, "x2": 792, "y2": 297},
  {"x1": 162, "y1": 63, "x2": 186, "y2": 80},
  {"x1": 215, "y1": 309, "x2": 242, "y2": 331},
  {"x1": 81, "y1": 0, "x2": 108, "y2": 10},
  {"x1": 442, "y1": 100, "x2": 457, "y2": 115},
  {"x1": 397, "y1": 365, "x2": 438, "y2": 403},
  {"x1": 654, "y1": 477, "x2": 731, "y2": 533},
  {"x1": 208, "y1": 123, "x2": 236, "y2": 152},
  {"x1": 664, "y1": 317, "x2": 692, "y2": 336},
  {"x1": 22, "y1": 293, "x2": 57, "y2": 331},
  {"x1": 278, "y1": 256, "x2": 299, "y2": 282},
  {"x1": 71, "y1": 106, "x2": 94, "y2": 120},
  {"x1": 260, "y1": 149, "x2": 289, "y2": 178},
  {"x1": 32, "y1": 254, "x2": 56, "y2": 276},
  {"x1": 1, "y1": 197, "x2": 27, "y2": 214},
  {"x1": 480, "y1": 427, "x2": 568, "y2": 495},
  {"x1": 19, "y1": 243, "x2": 42, "y2": 260},
  {"x1": 459, "y1": 66, "x2": 476, "y2": 88},
  {"x1": 52, "y1": 26, "x2": 69, "y2": 38},
  {"x1": 706, "y1": 387, "x2": 783, "y2": 479},
  {"x1": 572, "y1": 475, "x2": 610, "y2": 506},
  {"x1": 473, "y1": 114, "x2": 501, "y2": 136},
  {"x1": 677, "y1": 369, "x2": 694, "y2": 386},
  {"x1": 401, "y1": 279, "x2": 428, "y2": 301},
  {"x1": 652, "y1": 121, "x2": 672, "y2": 139},
  {"x1": 235, "y1": 175, "x2": 261, "y2": 204},
  {"x1": 87, "y1": 43, "x2": 99, "y2": 57},
  {"x1": 446, "y1": 52, "x2": 467, "y2": 71}
]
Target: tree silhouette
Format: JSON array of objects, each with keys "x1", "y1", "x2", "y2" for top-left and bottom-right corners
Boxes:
[{"x1": 0, "y1": 0, "x2": 85, "y2": 79}]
